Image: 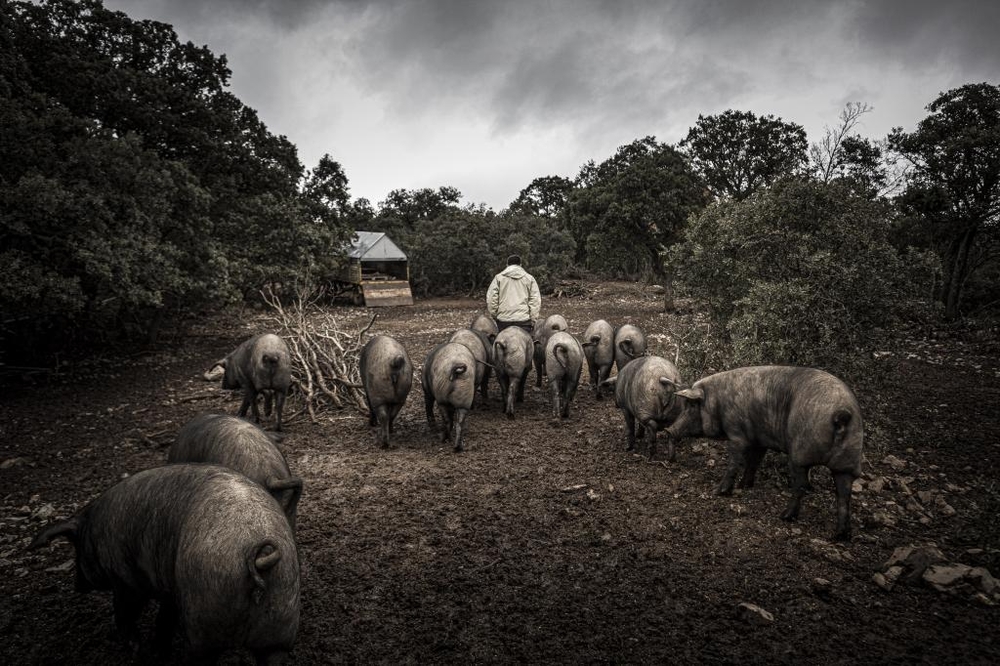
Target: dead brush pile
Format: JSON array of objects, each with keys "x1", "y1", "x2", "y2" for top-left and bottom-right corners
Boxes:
[{"x1": 263, "y1": 287, "x2": 374, "y2": 422}]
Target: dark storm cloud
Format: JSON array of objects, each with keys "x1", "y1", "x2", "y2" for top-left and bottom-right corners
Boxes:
[{"x1": 850, "y1": 0, "x2": 1000, "y2": 71}]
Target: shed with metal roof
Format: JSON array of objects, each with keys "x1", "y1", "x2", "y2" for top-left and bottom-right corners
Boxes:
[{"x1": 336, "y1": 231, "x2": 414, "y2": 306}]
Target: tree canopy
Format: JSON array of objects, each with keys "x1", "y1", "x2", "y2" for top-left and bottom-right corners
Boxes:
[
  {"x1": 680, "y1": 109, "x2": 808, "y2": 200},
  {"x1": 0, "y1": 0, "x2": 352, "y2": 359},
  {"x1": 889, "y1": 82, "x2": 1000, "y2": 319}
]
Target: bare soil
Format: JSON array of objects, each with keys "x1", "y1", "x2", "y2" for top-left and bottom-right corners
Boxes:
[{"x1": 2, "y1": 280, "x2": 999, "y2": 664}]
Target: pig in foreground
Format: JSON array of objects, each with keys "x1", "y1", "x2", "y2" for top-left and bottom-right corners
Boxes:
[
  {"x1": 470, "y1": 313, "x2": 499, "y2": 346},
  {"x1": 217, "y1": 333, "x2": 292, "y2": 431},
  {"x1": 605, "y1": 355, "x2": 683, "y2": 460},
  {"x1": 665, "y1": 365, "x2": 864, "y2": 541},
  {"x1": 545, "y1": 331, "x2": 584, "y2": 419},
  {"x1": 29, "y1": 464, "x2": 300, "y2": 663},
  {"x1": 533, "y1": 314, "x2": 569, "y2": 386},
  {"x1": 582, "y1": 319, "x2": 615, "y2": 399},
  {"x1": 169, "y1": 413, "x2": 303, "y2": 529},
  {"x1": 613, "y1": 324, "x2": 647, "y2": 373},
  {"x1": 359, "y1": 335, "x2": 413, "y2": 448},
  {"x1": 450, "y1": 327, "x2": 493, "y2": 405},
  {"x1": 422, "y1": 342, "x2": 476, "y2": 451},
  {"x1": 492, "y1": 325, "x2": 533, "y2": 418}
]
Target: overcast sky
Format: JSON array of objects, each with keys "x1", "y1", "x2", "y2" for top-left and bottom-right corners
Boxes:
[{"x1": 102, "y1": 0, "x2": 999, "y2": 211}]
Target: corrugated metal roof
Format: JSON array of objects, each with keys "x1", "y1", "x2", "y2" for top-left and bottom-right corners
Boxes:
[{"x1": 347, "y1": 231, "x2": 407, "y2": 261}]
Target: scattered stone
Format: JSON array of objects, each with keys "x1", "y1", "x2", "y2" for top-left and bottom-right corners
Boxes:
[
  {"x1": 934, "y1": 495, "x2": 957, "y2": 517},
  {"x1": 884, "y1": 545, "x2": 946, "y2": 581},
  {"x1": 812, "y1": 578, "x2": 833, "y2": 598},
  {"x1": 706, "y1": 458, "x2": 716, "y2": 468},
  {"x1": 883, "y1": 454, "x2": 907, "y2": 472},
  {"x1": 867, "y1": 477, "x2": 886, "y2": 493},
  {"x1": 852, "y1": 479, "x2": 864, "y2": 493},
  {"x1": 560, "y1": 484, "x2": 587, "y2": 493},
  {"x1": 736, "y1": 602, "x2": 774, "y2": 626},
  {"x1": 870, "y1": 510, "x2": 897, "y2": 528},
  {"x1": 45, "y1": 559, "x2": 74, "y2": 573},
  {"x1": 0, "y1": 457, "x2": 28, "y2": 470},
  {"x1": 916, "y1": 490, "x2": 935, "y2": 505},
  {"x1": 922, "y1": 563, "x2": 972, "y2": 591},
  {"x1": 873, "y1": 566, "x2": 904, "y2": 591},
  {"x1": 586, "y1": 488, "x2": 601, "y2": 501},
  {"x1": 905, "y1": 499, "x2": 924, "y2": 515},
  {"x1": 31, "y1": 504, "x2": 55, "y2": 521},
  {"x1": 202, "y1": 365, "x2": 225, "y2": 381}
]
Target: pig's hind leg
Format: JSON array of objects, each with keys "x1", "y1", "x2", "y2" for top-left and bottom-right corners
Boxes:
[{"x1": 780, "y1": 462, "x2": 811, "y2": 522}]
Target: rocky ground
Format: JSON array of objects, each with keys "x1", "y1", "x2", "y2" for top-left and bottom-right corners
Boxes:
[{"x1": 1, "y1": 281, "x2": 999, "y2": 664}]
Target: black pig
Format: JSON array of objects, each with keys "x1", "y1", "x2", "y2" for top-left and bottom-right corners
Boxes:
[
  {"x1": 169, "y1": 414, "x2": 302, "y2": 529},
  {"x1": 359, "y1": 335, "x2": 413, "y2": 448},
  {"x1": 665, "y1": 365, "x2": 864, "y2": 541},
  {"x1": 29, "y1": 464, "x2": 300, "y2": 663}
]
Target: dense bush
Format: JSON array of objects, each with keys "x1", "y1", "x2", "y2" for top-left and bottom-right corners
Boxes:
[
  {"x1": 1, "y1": 0, "x2": 352, "y2": 360},
  {"x1": 669, "y1": 179, "x2": 940, "y2": 377},
  {"x1": 405, "y1": 208, "x2": 576, "y2": 297}
]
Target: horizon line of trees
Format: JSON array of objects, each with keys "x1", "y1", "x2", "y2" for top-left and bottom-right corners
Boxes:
[{"x1": 2, "y1": 0, "x2": 999, "y2": 369}]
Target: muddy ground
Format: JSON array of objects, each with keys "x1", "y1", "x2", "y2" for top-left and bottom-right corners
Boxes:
[{"x1": 2, "y1": 281, "x2": 999, "y2": 664}]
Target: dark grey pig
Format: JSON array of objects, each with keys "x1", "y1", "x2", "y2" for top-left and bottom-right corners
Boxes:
[
  {"x1": 613, "y1": 324, "x2": 647, "y2": 373},
  {"x1": 533, "y1": 314, "x2": 569, "y2": 386},
  {"x1": 29, "y1": 464, "x2": 300, "y2": 663},
  {"x1": 605, "y1": 356, "x2": 683, "y2": 460},
  {"x1": 470, "y1": 313, "x2": 499, "y2": 346},
  {"x1": 359, "y1": 335, "x2": 413, "y2": 448},
  {"x1": 450, "y1": 328, "x2": 492, "y2": 404},
  {"x1": 169, "y1": 413, "x2": 302, "y2": 529},
  {"x1": 665, "y1": 365, "x2": 864, "y2": 541},
  {"x1": 545, "y1": 331, "x2": 584, "y2": 419},
  {"x1": 422, "y1": 342, "x2": 477, "y2": 452},
  {"x1": 217, "y1": 333, "x2": 292, "y2": 431},
  {"x1": 492, "y1": 325, "x2": 533, "y2": 418},
  {"x1": 582, "y1": 319, "x2": 615, "y2": 399}
]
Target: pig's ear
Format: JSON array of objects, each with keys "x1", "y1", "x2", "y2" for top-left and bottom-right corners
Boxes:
[
  {"x1": 675, "y1": 387, "x2": 704, "y2": 401},
  {"x1": 658, "y1": 377, "x2": 677, "y2": 388},
  {"x1": 28, "y1": 518, "x2": 79, "y2": 550}
]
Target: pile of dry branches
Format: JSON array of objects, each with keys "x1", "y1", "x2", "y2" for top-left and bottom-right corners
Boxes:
[{"x1": 263, "y1": 286, "x2": 374, "y2": 423}]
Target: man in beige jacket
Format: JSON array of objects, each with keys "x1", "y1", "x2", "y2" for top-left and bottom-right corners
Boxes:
[{"x1": 486, "y1": 255, "x2": 541, "y2": 332}]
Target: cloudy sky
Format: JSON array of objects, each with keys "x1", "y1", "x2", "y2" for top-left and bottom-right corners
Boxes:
[{"x1": 102, "y1": 0, "x2": 999, "y2": 211}]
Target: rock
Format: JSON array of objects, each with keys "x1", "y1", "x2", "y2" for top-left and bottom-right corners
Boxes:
[
  {"x1": 586, "y1": 489, "x2": 601, "y2": 501},
  {"x1": 923, "y1": 563, "x2": 973, "y2": 591},
  {"x1": 884, "y1": 545, "x2": 947, "y2": 581},
  {"x1": 873, "y1": 566, "x2": 904, "y2": 591},
  {"x1": 812, "y1": 578, "x2": 833, "y2": 597},
  {"x1": 934, "y1": 495, "x2": 957, "y2": 517},
  {"x1": 736, "y1": 602, "x2": 774, "y2": 626},
  {"x1": 905, "y1": 499, "x2": 924, "y2": 514},
  {"x1": 0, "y1": 457, "x2": 28, "y2": 470},
  {"x1": 968, "y1": 567, "x2": 999, "y2": 598},
  {"x1": 649, "y1": 284, "x2": 667, "y2": 295},
  {"x1": 870, "y1": 510, "x2": 896, "y2": 528},
  {"x1": 916, "y1": 490, "x2": 935, "y2": 505},
  {"x1": 867, "y1": 477, "x2": 886, "y2": 493},
  {"x1": 45, "y1": 559, "x2": 75, "y2": 573},
  {"x1": 851, "y1": 479, "x2": 864, "y2": 493},
  {"x1": 31, "y1": 504, "x2": 55, "y2": 521},
  {"x1": 883, "y1": 454, "x2": 907, "y2": 472}
]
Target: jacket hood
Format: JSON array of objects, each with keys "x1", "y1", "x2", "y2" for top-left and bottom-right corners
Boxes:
[{"x1": 501, "y1": 265, "x2": 528, "y2": 279}]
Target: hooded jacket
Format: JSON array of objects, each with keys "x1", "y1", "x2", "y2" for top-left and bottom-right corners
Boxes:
[{"x1": 486, "y1": 265, "x2": 541, "y2": 322}]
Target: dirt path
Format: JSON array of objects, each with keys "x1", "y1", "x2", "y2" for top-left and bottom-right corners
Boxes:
[{"x1": 2, "y1": 281, "x2": 998, "y2": 664}]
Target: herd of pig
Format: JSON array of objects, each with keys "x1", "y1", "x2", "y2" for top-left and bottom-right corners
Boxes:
[{"x1": 27, "y1": 315, "x2": 865, "y2": 663}]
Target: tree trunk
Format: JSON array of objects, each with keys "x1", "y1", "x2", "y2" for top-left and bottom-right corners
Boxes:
[{"x1": 943, "y1": 226, "x2": 977, "y2": 320}]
